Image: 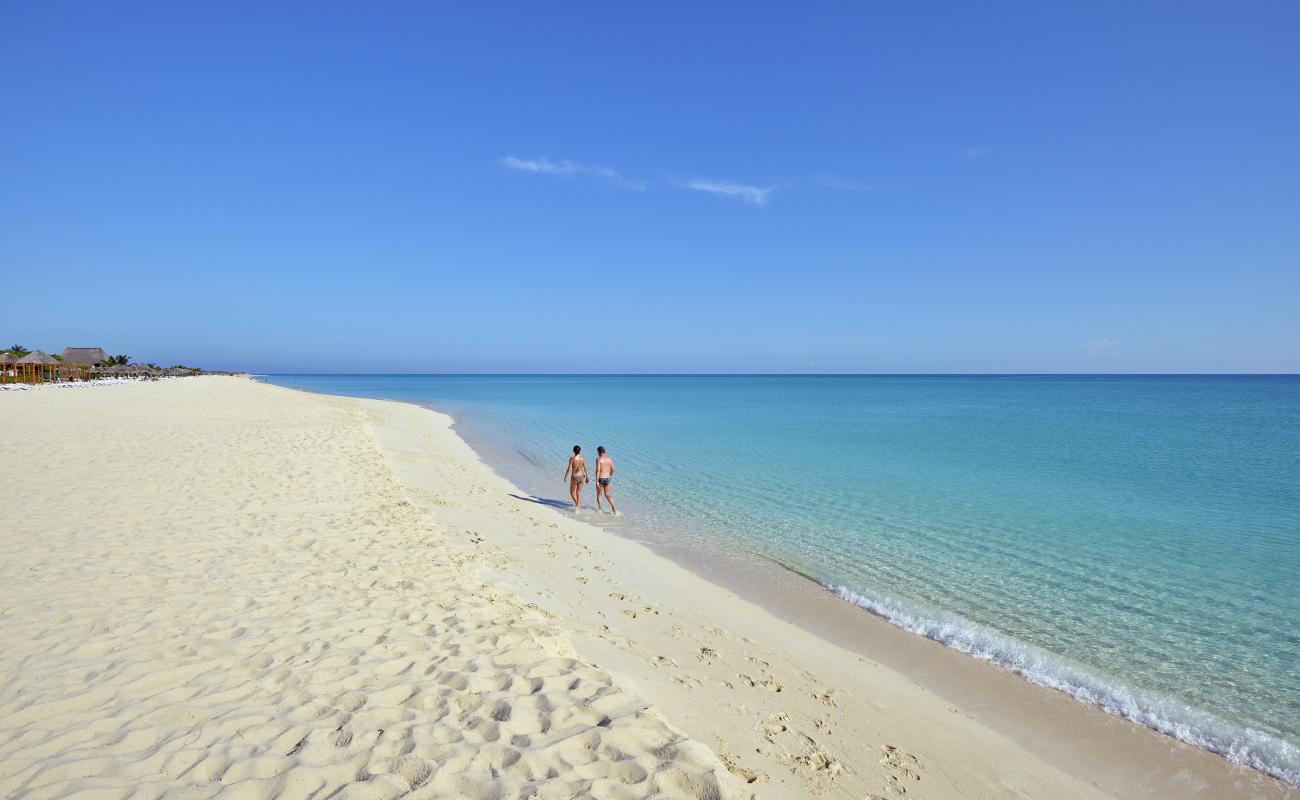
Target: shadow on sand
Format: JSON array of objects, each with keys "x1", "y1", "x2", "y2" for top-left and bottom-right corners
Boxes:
[{"x1": 508, "y1": 493, "x2": 572, "y2": 510}]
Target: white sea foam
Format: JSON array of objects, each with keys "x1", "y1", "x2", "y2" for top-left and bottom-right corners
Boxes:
[
  {"x1": 264, "y1": 374, "x2": 1300, "y2": 789},
  {"x1": 828, "y1": 582, "x2": 1300, "y2": 786}
]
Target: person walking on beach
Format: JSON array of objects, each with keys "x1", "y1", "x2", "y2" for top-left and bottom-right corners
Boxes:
[
  {"x1": 595, "y1": 446, "x2": 617, "y2": 515},
  {"x1": 564, "y1": 445, "x2": 588, "y2": 511}
]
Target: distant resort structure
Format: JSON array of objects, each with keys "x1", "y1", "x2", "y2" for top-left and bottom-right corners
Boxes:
[{"x1": 0, "y1": 345, "x2": 216, "y2": 385}]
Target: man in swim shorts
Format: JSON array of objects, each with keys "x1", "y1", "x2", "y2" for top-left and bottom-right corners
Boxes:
[
  {"x1": 564, "y1": 444, "x2": 588, "y2": 511},
  {"x1": 594, "y1": 446, "x2": 617, "y2": 515}
]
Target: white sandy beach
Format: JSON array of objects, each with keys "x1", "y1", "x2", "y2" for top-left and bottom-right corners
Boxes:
[{"x1": 1, "y1": 377, "x2": 1292, "y2": 799}]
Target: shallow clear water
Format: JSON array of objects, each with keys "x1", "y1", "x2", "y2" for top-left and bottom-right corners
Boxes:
[{"x1": 265, "y1": 374, "x2": 1300, "y2": 783}]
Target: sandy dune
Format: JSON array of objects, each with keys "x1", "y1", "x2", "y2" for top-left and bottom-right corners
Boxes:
[{"x1": 1, "y1": 378, "x2": 1290, "y2": 799}]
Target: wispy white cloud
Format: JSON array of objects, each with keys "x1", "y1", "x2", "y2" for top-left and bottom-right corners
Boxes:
[
  {"x1": 1082, "y1": 337, "x2": 1123, "y2": 352},
  {"x1": 501, "y1": 157, "x2": 775, "y2": 203},
  {"x1": 500, "y1": 156, "x2": 642, "y2": 189},
  {"x1": 677, "y1": 178, "x2": 775, "y2": 205},
  {"x1": 962, "y1": 145, "x2": 990, "y2": 160}
]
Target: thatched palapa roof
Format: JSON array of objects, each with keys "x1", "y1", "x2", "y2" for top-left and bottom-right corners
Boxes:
[
  {"x1": 61, "y1": 347, "x2": 109, "y2": 366},
  {"x1": 0, "y1": 353, "x2": 16, "y2": 364},
  {"x1": 17, "y1": 350, "x2": 60, "y2": 365}
]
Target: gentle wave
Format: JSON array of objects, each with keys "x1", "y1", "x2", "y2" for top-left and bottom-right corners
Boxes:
[{"x1": 827, "y1": 582, "x2": 1300, "y2": 786}]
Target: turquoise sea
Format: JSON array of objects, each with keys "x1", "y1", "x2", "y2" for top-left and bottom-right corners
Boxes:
[{"x1": 264, "y1": 375, "x2": 1299, "y2": 784}]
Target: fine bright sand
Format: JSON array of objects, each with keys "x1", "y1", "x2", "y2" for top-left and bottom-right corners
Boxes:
[{"x1": 0, "y1": 377, "x2": 1287, "y2": 799}]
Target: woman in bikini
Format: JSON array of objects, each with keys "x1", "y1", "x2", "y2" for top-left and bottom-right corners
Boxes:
[{"x1": 563, "y1": 444, "x2": 588, "y2": 511}]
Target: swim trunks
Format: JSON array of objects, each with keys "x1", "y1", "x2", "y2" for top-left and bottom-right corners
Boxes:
[{"x1": 598, "y1": 478, "x2": 610, "y2": 487}]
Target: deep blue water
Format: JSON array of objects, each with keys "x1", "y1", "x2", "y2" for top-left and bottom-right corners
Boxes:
[{"x1": 264, "y1": 374, "x2": 1300, "y2": 783}]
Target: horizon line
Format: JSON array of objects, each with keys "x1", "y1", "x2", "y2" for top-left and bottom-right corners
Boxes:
[{"x1": 256, "y1": 372, "x2": 1300, "y2": 378}]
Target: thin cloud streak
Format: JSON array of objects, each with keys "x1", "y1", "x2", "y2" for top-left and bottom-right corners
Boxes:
[
  {"x1": 501, "y1": 156, "x2": 773, "y2": 203},
  {"x1": 500, "y1": 156, "x2": 643, "y2": 189},
  {"x1": 677, "y1": 178, "x2": 775, "y2": 205}
]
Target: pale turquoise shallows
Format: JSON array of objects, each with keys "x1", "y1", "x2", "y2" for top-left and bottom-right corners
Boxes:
[{"x1": 265, "y1": 375, "x2": 1300, "y2": 784}]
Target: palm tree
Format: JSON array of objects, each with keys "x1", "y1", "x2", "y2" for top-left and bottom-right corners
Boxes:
[{"x1": 7, "y1": 344, "x2": 30, "y2": 357}]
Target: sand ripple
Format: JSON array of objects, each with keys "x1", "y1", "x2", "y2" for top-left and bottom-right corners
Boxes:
[{"x1": 0, "y1": 379, "x2": 744, "y2": 799}]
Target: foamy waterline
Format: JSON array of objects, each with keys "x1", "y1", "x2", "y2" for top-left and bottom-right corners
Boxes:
[
  {"x1": 262, "y1": 374, "x2": 1300, "y2": 790},
  {"x1": 448, "y1": 395, "x2": 1300, "y2": 788},
  {"x1": 826, "y1": 581, "x2": 1300, "y2": 786}
]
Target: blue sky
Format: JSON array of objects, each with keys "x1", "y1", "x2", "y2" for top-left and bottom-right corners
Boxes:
[{"x1": 2, "y1": 2, "x2": 1297, "y2": 373}]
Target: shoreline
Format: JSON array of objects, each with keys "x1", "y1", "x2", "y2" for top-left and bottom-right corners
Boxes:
[
  {"x1": 445, "y1": 400, "x2": 1300, "y2": 787},
  {"x1": 3, "y1": 377, "x2": 1292, "y2": 798},
  {"x1": 300, "y1": 379, "x2": 1296, "y2": 797},
  {"x1": 259, "y1": 375, "x2": 1295, "y2": 795}
]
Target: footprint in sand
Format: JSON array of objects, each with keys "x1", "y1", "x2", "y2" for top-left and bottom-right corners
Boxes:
[
  {"x1": 811, "y1": 688, "x2": 838, "y2": 707},
  {"x1": 884, "y1": 774, "x2": 910, "y2": 795},
  {"x1": 756, "y1": 719, "x2": 787, "y2": 740},
  {"x1": 794, "y1": 749, "x2": 843, "y2": 776},
  {"x1": 880, "y1": 744, "x2": 922, "y2": 788},
  {"x1": 720, "y1": 754, "x2": 768, "y2": 785},
  {"x1": 739, "y1": 673, "x2": 783, "y2": 692}
]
